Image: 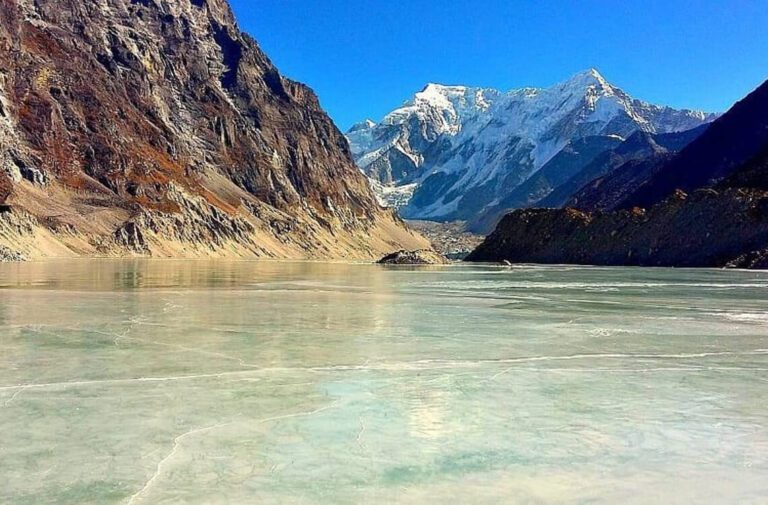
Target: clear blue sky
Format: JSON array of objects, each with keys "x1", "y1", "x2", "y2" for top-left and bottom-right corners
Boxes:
[{"x1": 231, "y1": 0, "x2": 768, "y2": 131}]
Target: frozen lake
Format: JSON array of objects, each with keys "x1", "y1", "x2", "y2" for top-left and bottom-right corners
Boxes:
[{"x1": 1, "y1": 260, "x2": 767, "y2": 504}]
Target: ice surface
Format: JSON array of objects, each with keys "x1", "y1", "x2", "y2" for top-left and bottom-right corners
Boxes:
[{"x1": 1, "y1": 260, "x2": 767, "y2": 504}]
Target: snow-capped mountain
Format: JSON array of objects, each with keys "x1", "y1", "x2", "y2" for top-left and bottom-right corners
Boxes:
[
  {"x1": 346, "y1": 69, "x2": 719, "y2": 221},
  {"x1": 346, "y1": 84, "x2": 500, "y2": 193}
]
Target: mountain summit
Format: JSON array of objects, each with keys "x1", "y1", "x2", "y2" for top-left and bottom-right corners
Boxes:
[{"x1": 346, "y1": 70, "x2": 718, "y2": 225}]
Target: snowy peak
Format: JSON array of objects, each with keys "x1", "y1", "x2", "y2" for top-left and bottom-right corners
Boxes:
[
  {"x1": 420, "y1": 82, "x2": 469, "y2": 95},
  {"x1": 562, "y1": 68, "x2": 611, "y2": 89},
  {"x1": 416, "y1": 83, "x2": 495, "y2": 112},
  {"x1": 347, "y1": 119, "x2": 376, "y2": 133},
  {"x1": 381, "y1": 83, "x2": 498, "y2": 135}
]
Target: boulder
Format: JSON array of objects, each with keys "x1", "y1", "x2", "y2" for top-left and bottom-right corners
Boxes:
[{"x1": 377, "y1": 249, "x2": 449, "y2": 265}]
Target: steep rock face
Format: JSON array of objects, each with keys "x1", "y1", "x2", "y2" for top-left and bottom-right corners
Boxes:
[
  {"x1": 0, "y1": 0, "x2": 427, "y2": 259},
  {"x1": 468, "y1": 135, "x2": 623, "y2": 233},
  {"x1": 723, "y1": 145, "x2": 768, "y2": 190},
  {"x1": 536, "y1": 131, "x2": 669, "y2": 208},
  {"x1": 564, "y1": 153, "x2": 673, "y2": 212},
  {"x1": 347, "y1": 69, "x2": 717, "y2": 222},
  {"x1": 546, "y1": 125, "x2": 709, "y2": 212}
]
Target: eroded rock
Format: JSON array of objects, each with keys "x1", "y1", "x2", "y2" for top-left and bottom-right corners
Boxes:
[{"x1": 0, "y1": 245, "x2": 26, "y2": 262}]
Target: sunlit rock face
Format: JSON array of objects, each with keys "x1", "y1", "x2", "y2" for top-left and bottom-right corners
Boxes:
[
  {"x1": 347, "y1": 70, "x2": 718, "y2": 224},
  {"x1": 0, "y1": 0, "x2": 427, "y2": 260}
]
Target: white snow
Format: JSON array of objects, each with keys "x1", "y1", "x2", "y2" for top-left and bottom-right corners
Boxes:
[{"x1": 367, "y1": 180, "x2": 419, "y2": 209}]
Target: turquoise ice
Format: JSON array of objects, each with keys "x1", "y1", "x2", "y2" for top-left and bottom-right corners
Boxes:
[{"x1": 1, "y1": 260, "x2": 767, "y2": 504}]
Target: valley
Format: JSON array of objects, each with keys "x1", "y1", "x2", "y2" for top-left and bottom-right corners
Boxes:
[
  {"x1": 1, "y1": 2, "x2": 767, "y2": 504},
  {"x1": 404, "y1": 220, "x2": 484, "y2": 259}
]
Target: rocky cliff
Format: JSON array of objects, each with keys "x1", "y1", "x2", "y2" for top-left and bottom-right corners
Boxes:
[{"x1": 0, "y1": 0, "x2": 427, "y2": 260}]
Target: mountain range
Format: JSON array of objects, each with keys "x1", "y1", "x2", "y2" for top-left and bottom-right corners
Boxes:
[
  {"x1": 347, "y1": 70, "x2": 718, "y2": 231},
  {"x1": 468, "y1": 78, "x2": 768, "y2": 268},
  {"x1": 0, "y1": 0, "x2": 427, "y2": 261}
]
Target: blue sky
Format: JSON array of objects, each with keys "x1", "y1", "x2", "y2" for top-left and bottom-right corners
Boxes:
[{"x1": 231, "y1": 0, "x2": 768, "y2": 131}]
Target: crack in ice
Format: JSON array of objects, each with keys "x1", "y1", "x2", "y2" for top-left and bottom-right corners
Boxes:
[
  {"x1": 254, "y1": 399, "x2": 341, "y2": 427},
  {"x1": 126, "y1": 422, "x2": 232, "y2": 505},
  {"x1": 356, "y1": 415, "x2": 367, "y2": 447},
  {"x1": 125, "y1": 400, "x2": 340, "y2": 504},
  {"x1": 0, "y1": 371, "x2": 259, "y2": 392},
  {"x1": 32, "y1": 322, "x2": 263, "y2": 369},
  {"x1": 3, "y1": 385, "x2": 26, "y2": 407},
  {"x1": 4, "y1": 350, "x2": 767, "y2": 393}
]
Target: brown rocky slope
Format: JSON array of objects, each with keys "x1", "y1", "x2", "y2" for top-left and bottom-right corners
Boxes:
[{"x1": 0, "y1": 0, "x2": 427, "y2": 260}]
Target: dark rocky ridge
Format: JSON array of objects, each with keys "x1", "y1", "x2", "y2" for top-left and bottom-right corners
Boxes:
[
  {"x1": 0, "y1": 0, "x2": 427, "y2": 259},
  {"x1": 467, "y1": 189, "x2": 768, "y2": 268},
  {"x1": 565, "y1": 153, "x2": 673, "y2": 212},
  {"x1": 470, "y1": 126, "x2": 709, "y2": 234},
  {"x1": 540, "y1": 126, "x2": 708, "y2": 210},
  {"x1": 722, "y1": 144, "x2": 768, "y2": 190}
]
